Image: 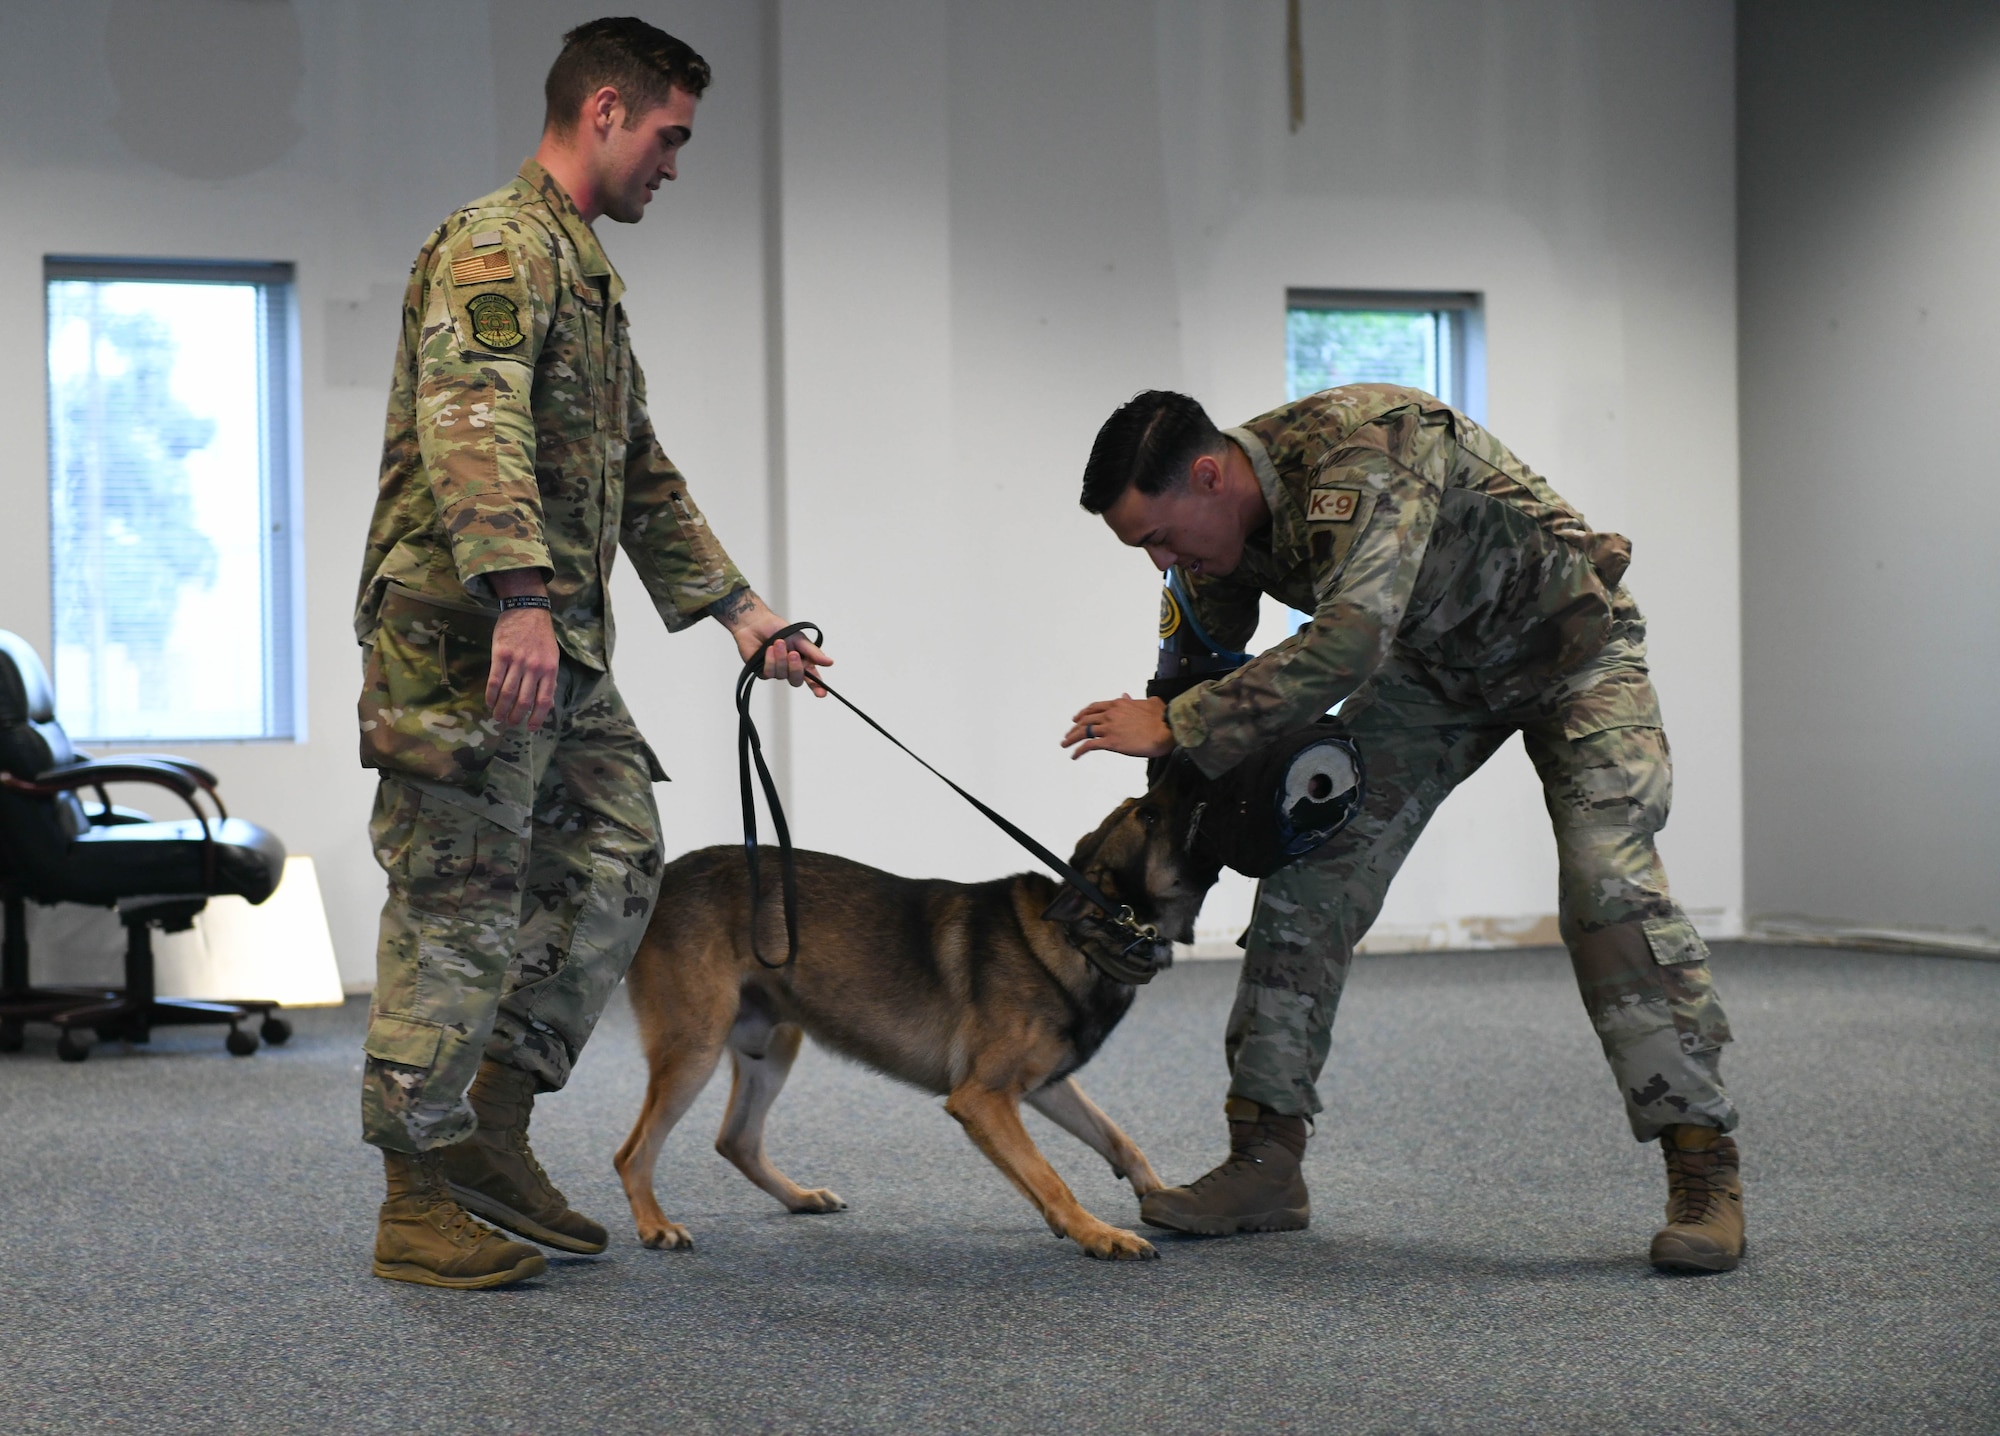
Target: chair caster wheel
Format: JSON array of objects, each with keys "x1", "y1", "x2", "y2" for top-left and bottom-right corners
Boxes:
[
  {"x1": 56, "y1": 1030, "x2": 91, "y2": 1062},
  {"x1": 225, "y1": 1027, "x2": 259, "y2": 1057},
  {"x1": 260, "y1": 1016, "x2": 292, "y2": 1046},
  {"x1": 0, "y1": 1019, "x2": 22, "y2": 1053}
]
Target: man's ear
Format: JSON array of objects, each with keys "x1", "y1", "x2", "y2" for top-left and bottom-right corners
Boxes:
[
  {"x1": 1040, "y1": 884, "x2": 1094, "y2": 925},
  {"x1": 1189, "y1": 452, "x2": 1223, "y2": 495},
  {"x1": 589, "y1": 85, "x2": 623, "y2": 137}
]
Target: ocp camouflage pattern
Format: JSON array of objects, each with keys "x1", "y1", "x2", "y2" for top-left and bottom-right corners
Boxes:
[
  {"x1": 354, "y1": 159, "x2": 745, "y2": 675},
  {"x1": 1225, "y1": 605, "x2": 1736, "y2": 1140},
  {"x1": 1166, "y1": 386, "x2": 1636, "y2": 778},
  {"x1": 362, "y1": 663, "x2": 663, "y2": 1151},
  {"x1": 356, "y1": 585, "x2": 507, "y2": 787},
  {"x1": 1155, "y1": 392, "x2": 1738, "y2": 1140}
]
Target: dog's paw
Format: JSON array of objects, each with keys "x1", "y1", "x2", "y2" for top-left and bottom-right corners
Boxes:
[
  {"x1": 1077, "y1": 1224, "x2": 1159, "y2": 1261},
  {"x1": 785, "y1": 1188, "x2": 847, "y2": 1214},
  {"x1": 637, "y1": 1220, "x2": 694, "y2": 1251}
]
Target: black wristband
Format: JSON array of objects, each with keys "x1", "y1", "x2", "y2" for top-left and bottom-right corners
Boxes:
[{"x1": 500, "y1": 594, "x2": 552, "y2": 611}]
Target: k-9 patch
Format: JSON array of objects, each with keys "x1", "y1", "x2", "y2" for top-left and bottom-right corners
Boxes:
[{"x1": 1307, "y1": 486, "x2": 1361, "y2": 523}]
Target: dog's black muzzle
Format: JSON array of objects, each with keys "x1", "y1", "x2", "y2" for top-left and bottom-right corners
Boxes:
[{"x1": 1066, "y1": 916, "x2": 1177, "y2": 986}]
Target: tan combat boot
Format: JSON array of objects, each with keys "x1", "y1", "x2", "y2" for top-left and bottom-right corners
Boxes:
[
  {"x1": 437, "y1": 1059, "x2": 609, "y2": 1254},
  {"x1": 1139, "y1": 1097, "x2": 1311, "y2": 1236},
  {"x1": 1650, "y1": 1124, "x2": 1745, "y2": 1273},
  {"x1": 373, "y1": 1149, "x2": 548, "y2": 1289}
]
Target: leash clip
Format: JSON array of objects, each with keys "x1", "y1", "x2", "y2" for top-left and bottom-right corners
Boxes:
[
  {"x1": 1111, "y1": 904, "x2": 1160, "y2": 943},
  {"x1": 1069, "y1": 903, "x2": 1172, "y2": 986}
]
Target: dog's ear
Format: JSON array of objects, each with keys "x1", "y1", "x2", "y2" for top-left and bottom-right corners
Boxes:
[{"x1": 1040, "y1": 883, "x2": 1095, "y2": 925}]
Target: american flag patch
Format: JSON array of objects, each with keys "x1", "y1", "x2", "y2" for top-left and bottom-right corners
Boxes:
[{"x1": 449, "y1": 250, "x2": 514, "y2": 286}]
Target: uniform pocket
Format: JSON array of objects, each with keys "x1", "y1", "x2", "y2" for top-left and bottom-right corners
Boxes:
[
  {"x1": 362, "y1": 1011, "x2": 445, "y2": 1068},
  {"x1": 1559, "y1": 669, "x2": 1664, "y2": 740},
  {"x1": 1643, "y1": 915, "x2": 1732, "y2": 1052},
  {"x1": 1642, "y1": 914, "x2": 1711, "y2": 967},
  {"x1": 359, "y1": 587, "x2": 504, "y2": 788}
]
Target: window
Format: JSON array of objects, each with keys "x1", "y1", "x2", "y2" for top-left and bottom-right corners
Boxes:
[
  {"x1": 45, "y1": 258, "x2": 301, "y2": 742},
  {"x1": 1279, "y1": 290, "x2": 1486, "y2": 642},
  {"x1": 1285, "y1": 289, "x2": 1483, "y2": 416}
]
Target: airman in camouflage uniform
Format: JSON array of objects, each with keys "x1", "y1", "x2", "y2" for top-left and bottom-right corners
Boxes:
[
  {"x1": 1069, "y1": 387, "x2": 1744, "y2": 1272},
  {"x1": 356, "y1": 154, "x2": 744, "y2": 1160},
  {"x1": 353, "y1": 20, "x2": 827, "y2": 1289}
]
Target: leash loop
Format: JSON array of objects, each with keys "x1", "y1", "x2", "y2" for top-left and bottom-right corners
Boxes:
[{"x1": 736, "y1": 622, "x2": 820, "y2": 969}]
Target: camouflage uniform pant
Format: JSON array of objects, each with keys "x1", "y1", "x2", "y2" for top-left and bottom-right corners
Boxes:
[
  {"x1": 360, "y1": 661, "x2": 663, "y2": 1153},
  {"x1": 1226, "y1": 600, "x2": 1736, "y2": 1141}
]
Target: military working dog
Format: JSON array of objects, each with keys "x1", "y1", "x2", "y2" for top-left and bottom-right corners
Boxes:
[{"x1": 613, "y1": 776, "x2": 1222, "y2": 1261}]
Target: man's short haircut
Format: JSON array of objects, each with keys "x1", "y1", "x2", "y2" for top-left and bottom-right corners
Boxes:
[
  {"x1": 1078, "y1": 390, "x2": 1227, "y2": 514},
  {"x1": 544, "y1": 17, "x2": 711, "y2": 135}
]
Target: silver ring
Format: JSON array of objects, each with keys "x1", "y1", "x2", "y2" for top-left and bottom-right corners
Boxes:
[{"x1": 1085, "y1": 724, "x2": 1096, "y2": 740}]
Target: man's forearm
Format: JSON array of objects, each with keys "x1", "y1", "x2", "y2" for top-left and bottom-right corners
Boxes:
[
  {"x1": 707, "y1": 586, "x2": 756, "y2": 627},
  {"x1": 1176, "y1": 608, "x2": 1385, "y2": 776}
]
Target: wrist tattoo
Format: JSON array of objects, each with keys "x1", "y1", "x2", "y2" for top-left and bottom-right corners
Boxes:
[{"x1": 710, "y1": 588, "x2": 756, "y2": 623}]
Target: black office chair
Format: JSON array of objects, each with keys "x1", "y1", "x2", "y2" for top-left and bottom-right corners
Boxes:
[{"x1": 0, "y1": 629, "x2": 291, "y2": 1060}]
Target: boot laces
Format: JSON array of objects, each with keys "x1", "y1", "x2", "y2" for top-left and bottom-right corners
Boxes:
[
  {"x1": 428, "y1": 1196, "x2": 503, "y2": 1248},
  {"x1": 509, "y1": 1128, "x2": 563, "y2": 1199},
  {"x1": 1185, "y1": 1131, "x2": 1269, "y2": 1191},
  {"x1": 1666, "y1": 1148, "x2": 1727, "y2": 1224}
]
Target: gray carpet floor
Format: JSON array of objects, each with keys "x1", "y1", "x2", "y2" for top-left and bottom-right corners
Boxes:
[{"x1": 3, "y1": 943, "x2": 1995, "y2": 1435}]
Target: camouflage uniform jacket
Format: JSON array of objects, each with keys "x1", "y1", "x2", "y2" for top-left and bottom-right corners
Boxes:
[
  {"x1": 1167, "y1": 385, "x2": 1639, "y2": 777},
  {"x1": 354, "y1": 159, "x2": 746, "y2": 669}
]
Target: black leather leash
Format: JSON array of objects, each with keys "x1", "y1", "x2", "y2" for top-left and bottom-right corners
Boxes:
[{"x1": 736, "y1": 622, "x2": 1161, "y2": 973}]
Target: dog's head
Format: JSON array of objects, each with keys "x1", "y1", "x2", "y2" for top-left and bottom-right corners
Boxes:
[{"x1": 1041, "y1": 760, "x2": 1225, "y2": 981}]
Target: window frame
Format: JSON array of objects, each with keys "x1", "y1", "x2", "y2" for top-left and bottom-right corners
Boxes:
[
  {"x1": 1284, "y1": 288, "x2": 1486, "y2": 422},
  {"x1": 43, "y1": 255, "x2": 304, "y2": 744}
]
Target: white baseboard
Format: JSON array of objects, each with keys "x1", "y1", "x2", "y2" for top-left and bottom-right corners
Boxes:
[
  {"x1": 1179, "y1": 904, "x2": 1745, "y2": 961},
  {"x1": 1747, "y1": 913, "x2": 2000, "y2": 960}
]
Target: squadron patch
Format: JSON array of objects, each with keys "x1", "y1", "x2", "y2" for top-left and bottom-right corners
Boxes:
[
  {"x1": 465, "y1": 293, "x2": 524, "y2": 349},
  {"x1": 450, "y1": 249, "x2": 515, "y2": 286},
  {"x1": 1159, "y1": 586, "x2": 1184, "y2": 640},
  {"x1": 1307, "y1": 487, "x2": 1361, "y2": 523}
]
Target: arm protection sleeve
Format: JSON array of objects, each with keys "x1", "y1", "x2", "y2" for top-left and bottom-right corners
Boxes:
[{"x1": 1170, "y1": 446, "x2": 1440, "y2": 777}]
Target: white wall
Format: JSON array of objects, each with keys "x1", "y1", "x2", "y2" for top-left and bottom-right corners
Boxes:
[
  {"x1": 1738, "y1": 0, "x2": 2000, "y2": 941},
  {"x1": 775, "y1": 0, "x2": 1185, "y2": 892},
  {"x1": 5, "y1": 0, "x2": 1744, "y2": 988}
]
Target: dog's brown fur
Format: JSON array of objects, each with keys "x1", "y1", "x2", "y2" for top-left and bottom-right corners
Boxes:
[{"x1": 614, "y1": 785, "x2": 1219, "y2": 1261}]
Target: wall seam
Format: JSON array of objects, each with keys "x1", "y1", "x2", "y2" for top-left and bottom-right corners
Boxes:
[{"x1": 760, "y1": 0, "x2": 791, "y2": 806}]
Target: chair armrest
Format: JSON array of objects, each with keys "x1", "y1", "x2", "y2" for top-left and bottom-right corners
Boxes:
[
  {"x1": 108, "y1": 753, "x2": 222, "y2": 791},
  {"x1": 53, "y1": 753, "x2": 228, "y2": 819},
  {"x1": 3, "y1": 759, "x2": 214, "y2": 837}
]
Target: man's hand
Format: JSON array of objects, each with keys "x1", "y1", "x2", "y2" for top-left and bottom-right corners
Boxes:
[
  {"x1": 1062, "y1": 694, "x2": 1173, "y2": 761},
  {"x1": 486, "y1": 571, "x2": 561, "y2": 730},
  {"x1": 713, "y1": 589, "x2": 833, "y2": 695}
]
